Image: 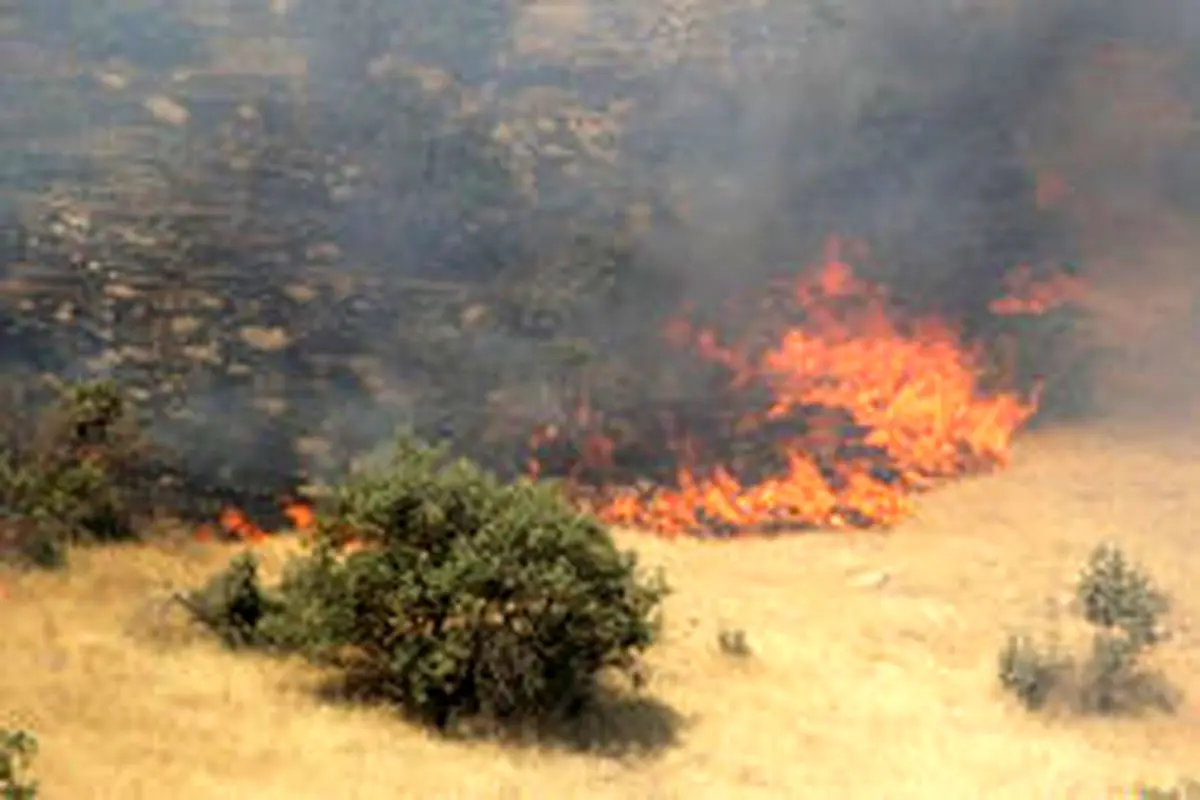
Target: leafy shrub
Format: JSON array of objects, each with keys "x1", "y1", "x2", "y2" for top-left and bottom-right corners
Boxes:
[
  {"x1": 184, "y1": 435, "x2": 668, "y2": 730},
  {"x1": 1076, "y1": 543, "x2": 1169, "y2": 650},
  {"x1": 998, "y1": 543, "x2": 1180, "y2": 715},
  {"x1": 0, "y1": 380, "x2": 147, "y2": 567},
  {"x1": 1139, "y1": 779, "x2": 1200, "y2": 799},
  {"x1": 174, "y1": 553, "x2": 283, "y2": 649},
  {"x1": 1072, "y1": 545, "x2": 1179, "y2": 714},
  {"x1": 997, "y1": 633, "x2": 1071, "y2": 711},
  {"x1": 0, "y1": 728, "x2": 38, "y2": 800}
]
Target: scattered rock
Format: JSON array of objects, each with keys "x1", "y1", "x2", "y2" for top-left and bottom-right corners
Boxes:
[
  {"x1": 143, "y1": 94, "x2": 190, "y2": 126},
  {"x1": 94, "y1": 71, "x2": 128, "y2": 91},
  {"x1": 169, "y1": 316, "x2": 202, "y2": 336},
  {"x1": 460, "y1": 303, "x2": 489, "y2": 327},
  {"x1": 104, "y1": 283, "x2": 139, "y2": 300},
  {"x1": 253, "y1": 396, "x2": 288, "y2": 416},
  {"x1": 181, "y1": 343, "x2": 221, "y2": 364},
  {"x1": 283, "y1": 284, "x2": 318, "y2": 304},
  {"x1": 239, "y1": 326, "x2": 290, "y2": 351}
]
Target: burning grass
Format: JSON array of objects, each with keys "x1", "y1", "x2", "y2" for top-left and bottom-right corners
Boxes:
[
  {"x1": 529, "y1": 236, "x2": 1085, "y2": 537},
  {"x1": 0, "y1": 0, "x2": 1112, "y2": 540},
  {"x1": 0, "y1": 232, "x2": 1091, "y2": 564},
  {"x1": 163, "y1": 242, "x2": 1088, "y2": 548}
]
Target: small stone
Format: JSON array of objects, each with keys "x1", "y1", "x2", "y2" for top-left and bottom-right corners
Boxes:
[
  {"x1": 119, "y1": 346, "x2": 157, "y2": 364},
  {"x1": 283, "y1": 284, "x2": 318, "y2": 303},
  {"x1": 144, "y1": 95, "x2": 190, "y2": 126},
  {"x1": 253, "y1": 397, "x2": 288, "y2": 416},
  {"x1": 182, "y1": 343, "x2": 220, "y2": 364},
  {"x1": 239, "y1": 326, "x2": 290, "y2": 351},
  {"x1": 170, "y1": 316, "x2": 202, "y2": 336},
  {"x1": 104, "y1": 283, "x2": 139, "y2": 300},
  {"x1": 95, "y1": 71, "x2": 128, "y2": 91}
]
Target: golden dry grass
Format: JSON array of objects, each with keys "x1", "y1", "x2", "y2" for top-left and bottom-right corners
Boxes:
[{"x1": 2, "y1": 423, "x2": 1200, "y2": 799}]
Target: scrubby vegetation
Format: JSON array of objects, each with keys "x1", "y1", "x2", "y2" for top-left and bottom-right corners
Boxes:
[
  {"x1": 180, "y1": 435, "x2": 668, "y2": 733},
  {"x1": 0, "y1": 728, "x2": 38, "y2": 800},
  {"x1": 998, "y1": 543, "x2": 1181, "y2": 715},
  {"x1": 0, "y1": 380, "x2": 150, "y2": 568},
  {"x1": 0, "y1": 380, "x2": 1190, "y2": 790},
  {"x1": 1138, "y1": 779, "x2": 1200, "y2": 799}
]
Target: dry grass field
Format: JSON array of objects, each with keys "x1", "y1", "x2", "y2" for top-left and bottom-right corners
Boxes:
[{"x1": 2, "y1": 419, "x2": 1200, "y2": 798}]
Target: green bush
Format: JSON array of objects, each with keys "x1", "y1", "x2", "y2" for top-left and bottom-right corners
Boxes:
[
  {"x1": 1138, "y1": 779, "x2": 1200, "y2": 799},
  {"x1": 1076, "y1": 543, "x2": 1169, "y2": 650},
  {"x1": 998, "y1": 543, "x2": 1180, "y2": 715},
  {"x1": 184, "y1": 435, "x2": 668, "y2": 730},
  {"x1": 997, "y1": 632, "x2": 1071, "y2": 712},
  {"x1": 0, "y1": 380, "x2": 145, "y2": 567},
  {"x1": 0, "y1": 728, "x2": 38, "y2": 800},
  {"x1": 175, "y1": 552, "x2": 284, "y2": 650}
]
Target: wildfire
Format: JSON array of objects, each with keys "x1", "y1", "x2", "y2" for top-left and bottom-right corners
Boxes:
[
  {"x1": 194, "y1": 499, "x2": 316, "y2": 543},
  {"x1": 532, "y1": 237, "x2": 1081, "y2": 536},
  {"x1": 192, "y1": 241, "x2": 1080, "y2": 542}
]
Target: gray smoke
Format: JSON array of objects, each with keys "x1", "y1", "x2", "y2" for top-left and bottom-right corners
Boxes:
[{"x1": 3, "y1": 0, "x2": 1198, "y2": 489}]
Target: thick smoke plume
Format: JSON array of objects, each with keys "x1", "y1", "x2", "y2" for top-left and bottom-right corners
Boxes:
[{"x1": 2, "y1": 0, "x2": 1198, "y2": 505}]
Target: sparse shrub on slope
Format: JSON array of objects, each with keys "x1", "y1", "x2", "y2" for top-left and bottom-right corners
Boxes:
[
  {"x1": 0, "y1": 380, "x2": 147, "y2": 568},
  {"x1": 1138, "y1": 778, "x2": 1200, "y2": 799},
  {"x1": 0, "y1": 728, "x2": 38, "y2": 800},
  {"x1": 998, "y1": 543, "x2": 1180, "y2": 715},
  {"x1": 997, "y1": 632, "x2": 1072, "y2": 711},
  {"x1": 175, "y1": 551, "x2": 284, "y2": 650},
  {"x1": 184, "y1": 434, "x2": 668, "y2": 731}
]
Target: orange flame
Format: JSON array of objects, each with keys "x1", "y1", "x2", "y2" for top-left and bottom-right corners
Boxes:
[
  {"x1": 282, "y1": 501, "x2": 316, "y2": 532},
  {"x1": 532, "y1": 237, "x2": 1071, "y2": 535},
  {"x1": 218, "y1": 507, "x2": 269, "y2": 543},
  {"x1": 194, "y1": 499, "x2": 316, "y2": 544}
]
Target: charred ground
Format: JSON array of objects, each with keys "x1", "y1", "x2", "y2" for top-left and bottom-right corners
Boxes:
[{"x1": 0, "y1": 0, "x2": 1196, "y2": 529}]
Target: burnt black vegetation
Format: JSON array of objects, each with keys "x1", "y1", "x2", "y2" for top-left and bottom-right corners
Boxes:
[{"x1": 1, "y1": 0, "x2": 1165, "y2": 509}]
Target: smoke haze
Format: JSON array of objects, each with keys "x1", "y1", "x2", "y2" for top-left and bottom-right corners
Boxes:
[{"x1": 2, "y1": 0, "x2": 1198, "y2": 494}]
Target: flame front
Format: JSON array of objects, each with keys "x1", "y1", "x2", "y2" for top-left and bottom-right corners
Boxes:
[
  {"x1": 194, "y1": 241, "x2": 1079, "y2": 541},
  {"x1": 534, "y1": 237, "x2": 1078, "y2": 536},
  {"x1": 195, "y1": 500, "x2": 316, "y2": 543}
]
